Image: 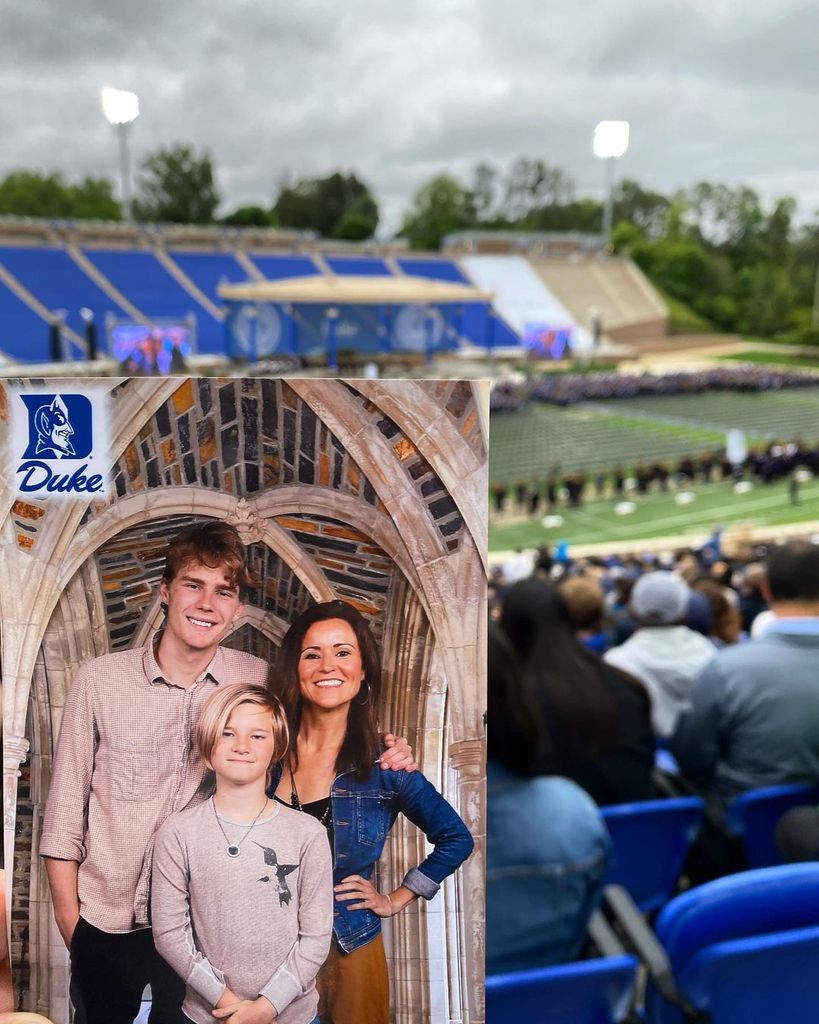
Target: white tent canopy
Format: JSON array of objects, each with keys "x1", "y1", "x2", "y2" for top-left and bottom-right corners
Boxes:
[{"x1": 218, "y1": 274, "x2": 493, "y2": 305}]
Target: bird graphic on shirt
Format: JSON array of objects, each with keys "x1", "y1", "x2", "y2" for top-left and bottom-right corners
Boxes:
[{"x1": 255, "y1": 843, "x2": 299, "y2": 906}]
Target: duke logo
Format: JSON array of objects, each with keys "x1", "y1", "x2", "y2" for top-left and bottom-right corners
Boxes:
[
  {"x1": 21, "y1": 394, "x2": 93, "y2": 460},
  {"x1": 14, "y1": 392, "x2": 105, "y2": 497}
]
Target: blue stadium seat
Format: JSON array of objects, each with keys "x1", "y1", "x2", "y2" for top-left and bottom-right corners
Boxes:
[
  {"x1": 248, "y1": 254, "x2": 320, "y2": 279},
  {"x1": 397, "y1": 257, "x2": 468, "y2": 283},
  {"x1": 486, "y1": 956, "x2": 638, "y2": 1024},
  {"x1": 602, "y1": 797, "x2": 704, "y2": 913},
  {"x1": 725, "y1": 782, "x2": 819, "y2": 868},
  {"x1": 644, "y1": 864, "x2": 819, "y2": 1024},
  {"x1": 0, "y1": 278, "x2": 55, "y2": 362},
  {"x1": 0, "y1": 246, "x2": 126, "y2": 357},
  {"x1": 82, "y1": 249, "x2": 224, "y2": 354},
  {"x1": 325, "y1": 256, "x2": 391, "y2": 276},
  {"x1": 168, "y1": 251, "x2": 251, "y2": 305}
]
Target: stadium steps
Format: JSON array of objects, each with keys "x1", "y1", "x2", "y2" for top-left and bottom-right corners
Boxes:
[
  {"x1": 531, "y1": 257, "x2": 667, "y2": 336},
  {"x1": 66, "y1": 243, "x2": 149, "y2": 325},
  {"x1": 234, "y1": 249, "x2": 265, "y2": 281},
  {"x1": 311, "y1": 251, "x2": 334, "y2": 276},
  {"x1": 154, "y1": 247, "x2": 224, "y2": 321},
  {"x1": 0, "y1": 260, "x2": 85, "y2": 356}
]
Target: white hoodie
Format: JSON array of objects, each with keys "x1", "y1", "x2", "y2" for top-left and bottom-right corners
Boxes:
[{"x1": 604, "y1": 626, "x2": 716, "y2": 737}]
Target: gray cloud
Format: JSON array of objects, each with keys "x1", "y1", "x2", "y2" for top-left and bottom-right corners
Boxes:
[{"x1": 1, "y1": 0, "x2": 816, "y2": 234}]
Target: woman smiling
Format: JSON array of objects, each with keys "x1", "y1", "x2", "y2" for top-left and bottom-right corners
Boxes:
[{"x1": 269, "y1": 600, "x2": 474, "y2": 1024}]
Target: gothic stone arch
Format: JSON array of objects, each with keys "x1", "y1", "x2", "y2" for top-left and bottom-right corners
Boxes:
[{"x1": 1, "y1": 376, "x2": 487, "y2": 1024}]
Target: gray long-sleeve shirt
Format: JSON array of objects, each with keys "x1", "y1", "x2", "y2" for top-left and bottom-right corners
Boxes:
[
  {"x1": 670, "y1": 620, "x2": 819, "y2": 823},
  {"x1": 152, "y1": 798, "x2": 333, "y2": 1024}
]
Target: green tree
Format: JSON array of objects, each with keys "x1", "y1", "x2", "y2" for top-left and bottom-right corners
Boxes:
[
  {"x1": 273, "y1": 172, "x2": 378, "y2": 239},
  {"x1": 0, "y1": 171, "x2": 72, "y2": 217},
  {"x1": 133, "y1": 145, "x2": 220, "y2": 224},
  {"x1": 221, "y1": 205, "x2": 276, "y2": 227},
  {"x1": 471, "y1": 161, "x2": 500, "y2": 222},
  {"x1": 613, "y1": 179, "x2": 669, "y2": 238},
  {"x1": 502, "y1": 158, "x2": 574, "y2": 221},
  {"x1": 0, "y1": 170, "x2": 122, "y2": 219},
  {"x1": 398, "y1": 174, "x2": 476, "y2": 250},
  {"x1": 68, "y1": 177, "x2": 122, "y2": 220}
]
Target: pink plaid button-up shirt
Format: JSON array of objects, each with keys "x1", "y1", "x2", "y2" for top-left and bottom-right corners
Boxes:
[{"x1": 40, "y1": 640, "x2": 268, "y2": 932}]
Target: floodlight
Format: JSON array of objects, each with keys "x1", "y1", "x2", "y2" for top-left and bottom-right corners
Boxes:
[
  {"x1": 593, "y1": 120, "x2": 629, "y2": 160},
  {"x1": 101, "y1": 88, "x2": 139, "y2": 126}
]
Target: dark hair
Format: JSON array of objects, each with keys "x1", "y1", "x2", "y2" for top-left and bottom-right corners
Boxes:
[
  {"x1": 766, "y1": 540, "x2": 819, "y2": 603},
  {"x1": 501, "y1": 577, "x2": 621, "y2": 766},
  {"x1": 163, "y1": 521, "x2": 256, "y2": 590},
  {"x1": 487, "y1": 621, "x2": 544, "y2": 776},
  {"x1": 275, "y1": 600, "x2": 381, "y2": 778}
]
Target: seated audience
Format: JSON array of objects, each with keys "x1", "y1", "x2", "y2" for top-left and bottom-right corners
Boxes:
[
  {"x1": 671, "y1": 540, "x2": 819, "y2": 880},
  {"x1": 502, "y1": 577, "x2": 655, "y2": 806},
  {"x1": 486, "y1": 622, "x2": 611, "y2": 975}
]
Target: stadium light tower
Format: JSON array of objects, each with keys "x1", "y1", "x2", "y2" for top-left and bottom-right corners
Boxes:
[
  {"x1": 593, "y1": 120, "x2": 629, "y2": 250},
  {"x1": 101, "y1": 87, "x2": 139, "y2": 221}
]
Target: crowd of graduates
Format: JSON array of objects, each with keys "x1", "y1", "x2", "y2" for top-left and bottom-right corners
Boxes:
[
  {"x1": 490, "y1": 365, "x2": 819, "y2": 412},
  {"x1": 491, "y1": 437, "x2": 818, "y2": 517}
]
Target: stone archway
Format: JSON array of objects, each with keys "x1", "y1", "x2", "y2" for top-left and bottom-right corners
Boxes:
[{"x1": 2, "y1": 376, "x2": 487, "y2": 1024}]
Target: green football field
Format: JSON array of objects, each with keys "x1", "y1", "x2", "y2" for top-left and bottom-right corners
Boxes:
[{"x1": 489, "y1": 476, "x2": 819, "y2": 552}]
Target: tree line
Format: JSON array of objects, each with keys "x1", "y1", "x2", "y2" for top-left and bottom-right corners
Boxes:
[{"x1": 1, "y1": 146, "x2": 816, "y2": 339}]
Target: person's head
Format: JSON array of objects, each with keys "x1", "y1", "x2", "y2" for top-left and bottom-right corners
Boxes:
[
  {"x1": 196, "y1": 683, "x2": 289, "y2": 793},
  {"x1": 159, "y1": 522, "x2": 252, "y2": 652},
  {"x1": 692, "y1": 578, "x2": 741, "y2": 645},
  {"x1": 487, "y1": 620, "x2": 543, "y2": 777},
  {"x1": 276, "y1": 600, "x2": 381, "y2": 777},
  {"x1": 764, "y1": 540, "x2": 819, "y2": 611},
  {"x1": 629, "y1": 571, "x2": 691, "y2": 627},
  {"x1": 559, "y1": 575, "x2": 605, "y2": 634}
]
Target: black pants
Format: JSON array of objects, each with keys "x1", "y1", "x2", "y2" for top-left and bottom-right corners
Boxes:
[{"x1": 70, "y1": 917, "x2": 186, "y2": 1024}]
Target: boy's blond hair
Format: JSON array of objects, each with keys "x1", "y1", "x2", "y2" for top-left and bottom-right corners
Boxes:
[{"x1": 196, "y1": 684, "x2": 288, "y2": 788}]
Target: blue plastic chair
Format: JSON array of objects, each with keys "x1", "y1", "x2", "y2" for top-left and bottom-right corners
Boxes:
[
  {"x1": 725, "y1": 782, "x2": 819, "y2": 868},
  {"x1": 486, "y1": 955, "x2": 638, "y2": 1024},
  {"x1": 601, "y1": 797, "x2": 704, "y2": 913},
  {"x1": 645, "y1": 863, "x2": 819, "y2": 1024}
]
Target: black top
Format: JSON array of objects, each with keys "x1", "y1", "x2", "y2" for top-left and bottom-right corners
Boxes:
[{"x1": 275, "y1": 794, "x2": 335, "y2": 852}]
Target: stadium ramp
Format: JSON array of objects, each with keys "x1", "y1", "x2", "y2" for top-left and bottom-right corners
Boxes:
[
  {"x1": 532, "y1": 257, "x2": 667, "y2": 341},
  {"x1": 461, "y1": 254, "x2": 592, "y2": 350}
]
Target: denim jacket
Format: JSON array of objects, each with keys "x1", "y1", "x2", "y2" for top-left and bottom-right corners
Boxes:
[
  {"x1": 269, "y1": 761, "x2": 474, "y2": 953},
  {"x1": 487, "y1": 762, "x2": 611, "y2": 975}
]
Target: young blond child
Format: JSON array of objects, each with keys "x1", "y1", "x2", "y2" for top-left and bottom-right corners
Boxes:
[{"x1": 152, "y1": 684, "x2": 332, "y2": 1024}]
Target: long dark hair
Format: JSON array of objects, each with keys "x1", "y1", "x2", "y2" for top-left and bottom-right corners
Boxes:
[
  {"x1": 274, "y1": 599, "x2": 381, "y2": 778},
  {"x1": 487, "y1": 621, "x2": 545, "y2": 777},
  {"x1": 501, "y1": 576, "x2": 620, "y2": 767}
]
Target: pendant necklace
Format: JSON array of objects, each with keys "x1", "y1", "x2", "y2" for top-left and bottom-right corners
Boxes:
[
  {"x1": 211, "y1": 795, "x2": 269, "y2": 858},
  {"x1": 290, "y1": 764, "x2": 333, "y2": 830}
]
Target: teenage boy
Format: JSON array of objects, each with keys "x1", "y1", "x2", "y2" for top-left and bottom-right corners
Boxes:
[{"x1": 40, "y1": 521, "x2": 410, "y2": 1024}]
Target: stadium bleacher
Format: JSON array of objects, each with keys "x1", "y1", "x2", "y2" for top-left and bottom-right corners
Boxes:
[
  {"x1": 0, "y1": 223, "x2": 677, "y2": 364},
  {"x1": 167, "y1": 250, "x2": 251, "y2": 306}
]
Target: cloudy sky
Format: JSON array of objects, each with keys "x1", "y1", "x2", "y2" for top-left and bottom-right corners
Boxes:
[{"x1": 1, "y1": 0, "x2": 817, "y2": 235}]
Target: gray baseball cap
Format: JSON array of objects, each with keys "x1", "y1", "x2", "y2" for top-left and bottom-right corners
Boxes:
[{"x1": 630, "y1": 570, "x2": 691, "y2": 625}]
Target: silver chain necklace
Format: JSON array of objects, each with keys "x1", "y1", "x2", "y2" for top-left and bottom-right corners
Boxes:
[{"x1": 211, "y1": 796, "x2": 269, "y2": 858}]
